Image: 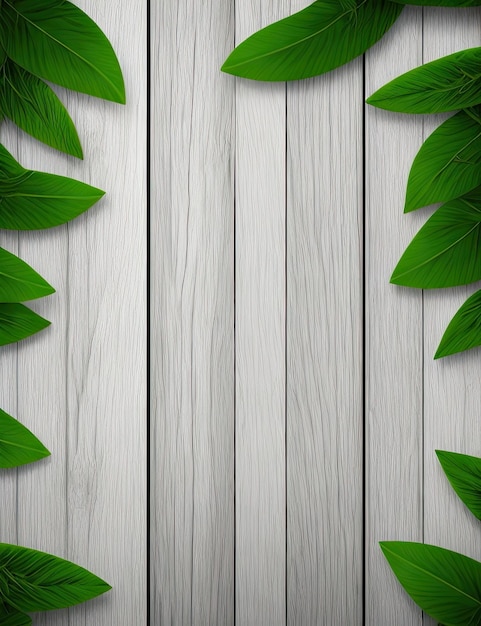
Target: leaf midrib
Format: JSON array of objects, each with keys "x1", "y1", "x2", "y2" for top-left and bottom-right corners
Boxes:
[
  {"x1": 223, "y1": 0, "x2": 369, "y2": 70},
  {"x1": 4, "y1": 0, "x2": 122, "y2": 101}
]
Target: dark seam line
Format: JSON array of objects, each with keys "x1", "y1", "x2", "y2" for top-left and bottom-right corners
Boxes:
[
  {"x1": 362, "y1": 51, "x2": 367, "y2": 626},
  {"x1": 233, "y1": 2, "x2": 237, "y2": 624},
  {"x1": 147, "y1": 0, "x2": 152, "y2": 622},
  {"x1": 285, "y1": 79, "x2": 288, "y2": 626},
  {"x1": 421, "y1": 9, "x2": 425, "y2": 626}
]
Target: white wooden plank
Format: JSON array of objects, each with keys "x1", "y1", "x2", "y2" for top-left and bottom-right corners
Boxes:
[
  {"x1": 364, "y1": 9, "x2": 424, "y2": 625},
  {"x1": 235, "y1": 0, "x2": 287, "y2": 622},
  {"x1": 15, "y1": 1, "x2": 147, "y2": 624},
  {"x1": 150, "y1": 0, "x2": 235, "y2": 623},
  {"x1": 422, "y1": 8, "x2": 481, "y2": 625},
  {"x1": 286, "y1": 45, "x2": 364, "y2": 626}
]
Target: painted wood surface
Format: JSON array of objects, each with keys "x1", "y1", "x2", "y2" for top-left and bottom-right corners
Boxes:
[{"x1": 0, "y1": 1, "x2": 147, "y2": 625}]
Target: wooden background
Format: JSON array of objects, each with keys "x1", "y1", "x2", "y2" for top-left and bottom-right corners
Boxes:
[{"x1": 2, "y1": 1, "x2": 481, "y2": 624}]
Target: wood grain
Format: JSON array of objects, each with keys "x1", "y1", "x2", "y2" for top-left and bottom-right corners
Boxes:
[
  {"x1": 364, "y1": 8, "x2": 424, "y2": 625},
  {"x1": 150, "y1": 0, "x2": 235, "y2": 623},
  {"x1": 286, "y1": 12, "x2": 364, "y2": 623}
]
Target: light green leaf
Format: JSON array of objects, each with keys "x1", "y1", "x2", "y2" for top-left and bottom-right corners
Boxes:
[
  {"x1": 0, "y1": 247, "x2": 54, "y2": 302},
  {"x1": 435, "y1": 289, "x2": 481, "y2": 358},
  {"x1": 391, "y1": 0, "x2": 481, "y2": 5},
  {"x1": 0, "y1": 543, "x2": 111, "y2": 612},
  {"x1": 221, "y1": 0, "x2": 403, "y2": 81},
  {"x1": 436, "y1": 450, "x2": 481, "y2": 521},
  {"x1": 391, "y1": 190, "x2": 481, "y2": 289},
  {"x1": 0, "y1": 603, "x2": 31, "y2": 626},
  {"x1": 0, "y1": 61, "x2": 82, "y2": 158},
  {"x1": 381, "y1": 541, "x2": 481, "y2": 625},
  {"x1": 0, "y1": 145, "x2": 104, "y2": 230},
  {"x1": 0, "y1": 303, "x2": 49, "y2": 346},
  {"x1": 2, "y1": 0, "x2": 125, "y2": 103},
  {"x1": 367, "y1": 47, "x2": 481, "y2": 113},
  {"x1": 404, "y1": 108, "x2": 481, "y2": 212},
  {"x1": 0, "y1": 408, "x2": 49, "y2": 469}
]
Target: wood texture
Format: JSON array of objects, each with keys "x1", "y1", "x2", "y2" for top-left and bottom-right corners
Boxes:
[
  {"x1": 0, "y1": 1, "x2": 147, "y2": 624},
  {"x1": 286, "y1": 10, "x2": 364, "y2": 624},
  {"x1": 150, "y1": 0, "x2": 235, "y2": 623},
  {"x1": 364, "y1": 8, "x2": 424, "y2": 625}
]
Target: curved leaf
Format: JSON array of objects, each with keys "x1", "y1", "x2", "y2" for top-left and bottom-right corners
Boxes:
[
  {"x1": 221, "y1": 0, "x2": 403, "y2": 81},
  {"x1": 0, "y1": 303, "x2": 49, "y2": 346},
  {"x1": 391, "y1": 190, "x2": 481, "y2": 289},
  {"x1": 436, "y1": 450, "x2": 481, "y2": 521},
  {"x1": 381, "y1": 541, "x2": 481, "y2": 625},
  {"x1": 0, "y1": 61, "x2": 82, "y2": 158},
  {"x1": 391, "y1": 0, "x2": 481, "y2": 5},
  {"x1": 0, "y1": 145, "x2": 104, "y2": 230},
  {"x1": 435, "y1": 289, "x2": 481, "y2": 358},
  {"x1": 0, "y1": 544, "x2": 111, "y2": 612},
  {"x1": 0, "y1": 247, "x2": 54, "y2": 302},
  {"x1": 2, "y1": 0, "x2": 125, "y2": 103},
  {"x1": 404, "y1": 108, "x2": 481, "y2": 212},
  {"x1": 0, "y1": 603, "x2": 31, "y2": 626},
  {"x1": 0, "y1": 408, "x2": 49, "y2": 469},
  {"x1": 367, "y1": 47, "x2": 481, "y2": 113}
]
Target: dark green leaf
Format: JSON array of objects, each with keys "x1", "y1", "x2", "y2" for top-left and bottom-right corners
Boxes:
[
  {"x1": 0, "y1": 247, "x2": 54, "y2": 301},
  {"x1": 0, "y1": 303, "x2": 49, "y2": 346},
  {"x1": 435, "y1": 289, "x2": 481, "y2": 358},
  {"x1": 436, "y1": 450, "x2": 481, "y2": 520},
  {"x1": 367, "y1": 47, "x2": 481, "y2": 113},
  {"x1": 0, "y1": 61, "x2": 82, "y2": 158},
  {"x1": 2, "y1": 0, "x2": 125, "y2": 103},
  {"x1": 0, "y1": 145, "x2": 104, "y2": 230},
  {"x1": 391, "y1": 0, "x2": 481, "y2": 5},
  {"x1": 391, "y1": 190, "x2": 481, "y2": 289},
  {"x1": 221, "y1": 0, "x2": 403, "y2": 81},
  {"x1": 0, "y1": 603, "x2": 31, "y2": 626},
  {"x1": 404, "y1": 108, "x2": 481, "y2": 212},
  {"x1": 381, "y1": 541, "x2": 481, "y2": 625},
  {"x1": 0, "y1": 408, "x2": 49, "y2": 469},
  {"x1": 0, "y1": 543, "x2": 111, "y2": 612}
]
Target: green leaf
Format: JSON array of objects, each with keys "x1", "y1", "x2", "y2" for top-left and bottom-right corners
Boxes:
[
  {"x1": 436, "y1": 450, "x2": 481, "y2": 521},
  {"x1": 0, "y1": 247, "x2": 54, "y2": 302},
  {"x1": 0, "y1": 603, "x2": 31, "y2": 626},
  {"x1": 0, "y1": 303, "x2": 49, "y2": 346},
  {"x1": 2, "y1": 0, "x2": 125, "y2": 103},
  {"x1": 404, "y1": 108, "x2": 481, "y2": 212},
  {"x1": 435, "y1": 289, "x2": 481, "y2": 358},
  {"x1": 391, "y1": 190, "x2": 481, "y2": 289},
  {"x1": 0, "y1": 543, "x2": 111, "y2": 612},
  {"x1": 391, "y1": 0, "x2": 481, "y2": 5},
  {"x1": 367, "y1": 47, "x2": 481, "y2": 113},
  {"x1": 0, "y1": 61, "x2": 82, "y2": 158},
  {"x1": 221, "y1": 0, "x2": 403, "y2": 81},
  {"x1": 0, "y1": 145, "x2": 104, "y2": 230},
  {"x1": 381, "y1": 541, "x2": 481, "y2": 625},
  {"x1": 0, "y1": 408, "x2": 49, "y2": 469}
]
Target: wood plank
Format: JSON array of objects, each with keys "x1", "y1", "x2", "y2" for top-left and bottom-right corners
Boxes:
[
  {"x1": 364, "y1": 8, "x2": 424, "y2": 625},
  {"x1": 286, "y1": 26, "x2": 363, "y2": 626},
  {"x1": 235, "y1": 0, "x2": 288, "y2": 622},
  {"x1": 422, "y1": 8, "x2": 481, "y2": 625},
  {"x1": 15, "y1": 1, "x2": 147, "y2": 624},
  {"x1": 150, "y1": 0, "x2": 235, "y2": 623}
]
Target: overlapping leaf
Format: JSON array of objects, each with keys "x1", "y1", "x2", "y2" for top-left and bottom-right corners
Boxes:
[
  {"x1": 0, "y1": 408, "x2": 49, "y2": 469},
  {"x1": 221, "y1": 0, "x2": 404, "y2": 81},
  {"x1": 0, "y1": 247, "x2": 54, "y2": 301},
  {"x1": 404, "y1": 108, "x2": 481, "y2": 212},
  {"x1": 0, "y1": 62, "x2": 82, "y2": 158},
  {"x1": 435, "y1": 289, "x2": 481, "y2": 358},
  {"x1": 436, "y1": 450, "x2": 481, "y2": 520},
  {"x1": 0, "y1": 543, "x2": 111, "y2": 612},
  {"x1": 391, "y1": 190, "x2": 481, "y2": 289},
  {"x1": 0, "y1": 145, "x2": 104, "y2": 230},
  {"x1": 0, "y1": 304, "x2": 49, "y2": 346},
  {"x1": 367, "y1": 48, "x2": 481, "y2": 113},
  {"x1": 0, "y1": 603, "x2": 31, "y2": 626},
  {"x1": 1, "y1": 0, "x2": 125, "y2": 103},
  {"x1": 381, "y1": 542, "x2": 481, "y2": 624}
]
